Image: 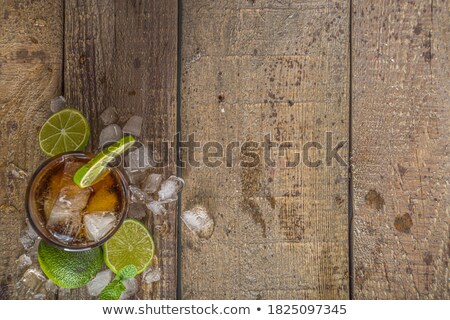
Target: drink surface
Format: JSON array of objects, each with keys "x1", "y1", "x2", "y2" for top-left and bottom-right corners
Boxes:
[{"x1": 34, "y1": 156, "x2": 123, "y2": 246}]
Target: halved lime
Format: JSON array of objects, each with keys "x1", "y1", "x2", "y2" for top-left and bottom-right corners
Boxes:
[
  {"x1": 73, "y1": 135, "x2": 135, "y2": 188},
  {"x1": 39, "y1": 108, "x2": 90, "y2": 156},
  {"x1": 37, "y1": 241, "x2": 103, "y2": 289},
  {"x1": 103, "y1": 219, "x2": 154, "y2": 274}
]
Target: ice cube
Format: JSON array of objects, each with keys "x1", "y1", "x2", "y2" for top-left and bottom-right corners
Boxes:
[
  {"x1": 124, "y1": 167, "x2": 149, "y2": 186},
  {"x1": 181, "y1": 206, "x2": 214, "y2": 239},
  {"x1": 46, "y1": 161, "x2": 91, "y2": 242},
  {"x1": 16, "y1": 254, "x2": 32, "y2": 270},
  {"x1": 100, "y1": 107, "x2": 118, "y2": 126},
  {"x1": 19, "y1": 222, "x2": 38, "y2": 250},
  {"x1": 98, "y1": 124, "x2": 122, "y2": 149},
  {"x1": 87, "y1": 269, "x2": 113, "y2": 296},
  {"x1": 46, "y1": 185, "x2": 91, "y2": 242},
  {"x1": 7, "y1": 163, "x2": 28, "y2": 179},
  {"x1": 143, "y1": 266, "x2": 161, "y2": 284},
  {"x1": 27, "y1": 239, "x2": 40, "y2": 261},
  {"x1": 146, "y1": 201, "x2": 167, "y2": 216},
  {"x1": 129, "y1": 185, "x2": 146, "y2": 204},
  {"x1": 43, "y1": 170, "x2": 63, "y2": 219},
  {"x1": 83, "y1": 212, "x2": 116, "y2": 242},
  {"x1": 143, "y1": 173, "x2": 162, "y2": 195},
  {"x1": 126, "y1": 146, "x2": 154, "y2": 171},
  {"x1": 50, "y1": 96, "x2": 66, "y2": 113},
  {"x1": 128, "y1": 203, "x2": 147, "y2": 219},
  {"x1": 123, "y1": 115, "x2": 143, "y2": 137},
  {"x1": 120, "y1": 278, "x2": 138, "y2": 300},
  {"x1": 17, "y1": 268, "x2": 47, "y2": 299},
  {"x1": 158, "y1": 176, "x2": 185, "y2": 203},
  {"x1": 20, "y1": 268, "x2": 46, "y2": 289}
]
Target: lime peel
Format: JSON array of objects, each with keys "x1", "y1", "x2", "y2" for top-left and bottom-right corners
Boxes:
[{"x1": 37, "y1": 241, "x2": 103, "y2": 289}]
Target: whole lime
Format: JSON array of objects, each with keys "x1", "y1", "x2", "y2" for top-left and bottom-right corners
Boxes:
[{"x1": 38, "y1": 241, "x2": 103, "y2": 288}]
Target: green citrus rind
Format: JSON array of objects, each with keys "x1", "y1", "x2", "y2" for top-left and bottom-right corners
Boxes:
[{"x1": 37, "y1": 241, "x2": 103, "y2": 289}]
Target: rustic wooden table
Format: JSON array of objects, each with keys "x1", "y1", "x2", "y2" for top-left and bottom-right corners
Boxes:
[{"x1": 0, "y1": 0, "x2": 448, "y2": 300}]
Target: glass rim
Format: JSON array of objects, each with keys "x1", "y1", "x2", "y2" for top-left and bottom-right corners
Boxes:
[{"x1": 25, "y1": 151, "x2": 129, "y2": 252}]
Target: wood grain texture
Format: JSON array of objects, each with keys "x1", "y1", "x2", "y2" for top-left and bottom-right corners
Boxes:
[
  {"x1": 0, "y1": 0, "x2": 63, "y2": 299},
  {"x1": 352, "y1": 0, "x2": 450, "y2": 299},
  {"x1": 181, "y1": 0, "x2": 350, "y2": 299},
  {"x1": 64, "y1": 0, "x2": 178, "y2": 299}
]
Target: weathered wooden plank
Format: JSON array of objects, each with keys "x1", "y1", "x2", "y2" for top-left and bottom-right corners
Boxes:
[
  {"x1": 64, "y1": 0, "x2": 178, "y2": 299},
  {"x1": 353, "y1": 0, "x2": 449, "y2": 299},
  {"x1": 181, "y1": 0, "x2": 350, "y2": 299},
  {"x1": 0, "y1": 0, "x2": 63, "y2": 299}
]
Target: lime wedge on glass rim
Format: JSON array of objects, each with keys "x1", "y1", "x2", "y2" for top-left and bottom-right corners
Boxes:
[
  {"x1": 39, "y1": 108, "x2": 90, "y2": 156},
  {"x1": 73, "y1": 135, "x2": 135, "y2": 188}
]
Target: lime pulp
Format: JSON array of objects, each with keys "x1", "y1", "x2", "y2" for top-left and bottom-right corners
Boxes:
[
  {"x1": 103, "y1": 219, "x2": 154, "y2": 274},
  {"x1": 39, "y1": 108, "x2": 90, "y2": 156}
]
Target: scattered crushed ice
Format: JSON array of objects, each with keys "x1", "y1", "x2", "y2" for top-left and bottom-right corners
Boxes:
[
  {"x1": 98, "y1": 124, "x2": 122, "y2": 149},
  {"x1": 100, "y1": 107, "x2": 118, "y2": 126},
  {"x1": 19, "y1": 222, "x2": 38, "y2": 250},
  {"x1": 129, "y1": 185, "x2": 146, "y2": 204},
  {"x1": 27, "y1": 239, "x2": 40, "y2": 261},
  {"x1": 158, "y1": 176, "x2": 185, "y2": 203},
  {"x1": 146, "y1": 201, "x2": 167, "y2": 216},
  {"x1": 16, "y1": 254, "x2": 32, "y2": 270},
  {"x1": 124, "y1": 168, "x2": 149, "y2": 186},
  {"x1": 143, "y1": 266, "x2": 161, "y2": 284},
  {"x1": 50, "y1": 96, "x2": 66, "y2": 113},
  {"x1": 123, "y1": 116, "x2": 143, "y2": 137},
  {"x1": 181, "y1": 206, "x2": 214, "y2": 239},
  {"x1": 7, "y1": 163, "x2": 28, "y2": 180},
  {"x1": 120, "y1": 278, "x2": 138, "y2": 300},
  {"x1": 87, "y1": 269, "x2": 113, "y2": 297},
  {"x1": 20, "y1": 268, "x2": 46, "y2": 288},
  {"x1": 128, "y1": 203, "x2": 147, "y2": 219},
  {"x1": 83, "y1": 212, "x2": 116, "y2": 242},
  {"x1": 16, "y1": 268, "x2": 58, "y2": 300},
  {"x1": 17, "y1": 268, "x2": 47, "y2": 299},
  {"x1": 126, "y1": 146, "x2": 153, "y2": 171},
  {"x1": 143, "y1": 173, "x2": 162, "y2": 195}
]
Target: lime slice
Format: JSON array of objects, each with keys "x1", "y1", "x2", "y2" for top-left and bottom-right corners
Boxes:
[
  {"x1": 103, "y1": 219, "x2": 154, "y2": 274},
  {"x1": 73, "y1": 135, "x2": 135, "y2": 188},
  {"x1": 37, "y1": 241, "x2": 103, "y2": 289},
  {"x1": 39, "y1": 108, "x2": 90, "y2": 156}
]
